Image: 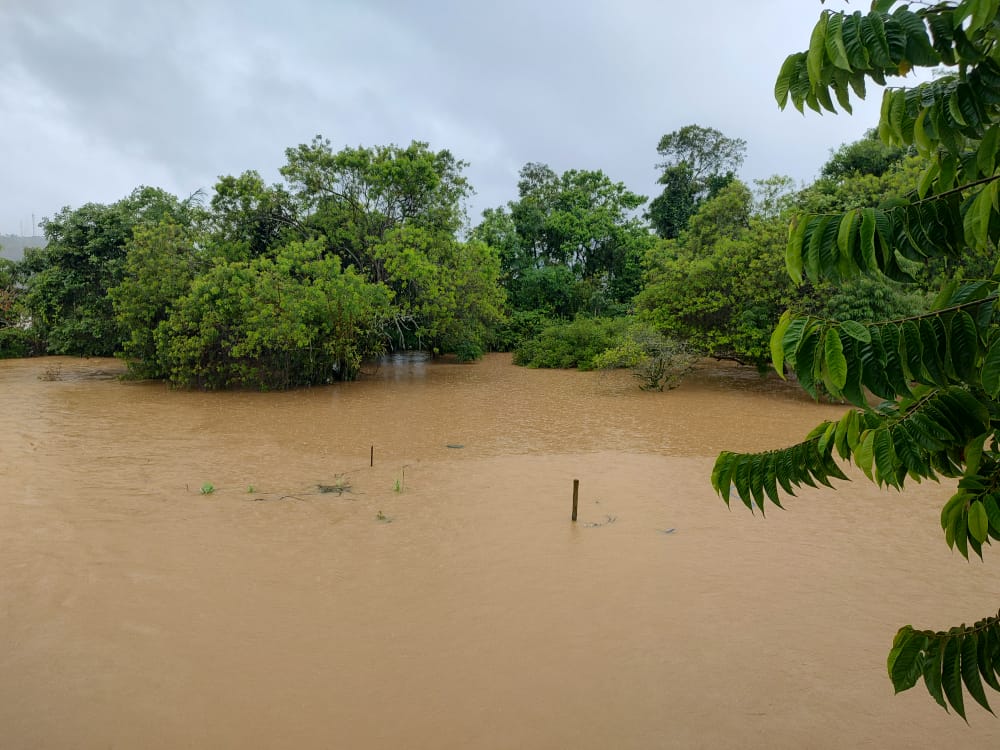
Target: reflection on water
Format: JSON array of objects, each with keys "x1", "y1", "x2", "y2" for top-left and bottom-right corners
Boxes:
[{"x1": 1, "y1": 354, "x2": 997, "y2": 748}]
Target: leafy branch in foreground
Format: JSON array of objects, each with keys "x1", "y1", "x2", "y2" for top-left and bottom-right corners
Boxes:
[{"x1": 715, "y1": 0, "x2": 1000, "y2": 716}]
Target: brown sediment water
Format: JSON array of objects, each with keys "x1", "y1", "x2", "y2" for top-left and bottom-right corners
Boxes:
[{"x1": 1, "y1": 353, "x2": 997, "y2": 748}]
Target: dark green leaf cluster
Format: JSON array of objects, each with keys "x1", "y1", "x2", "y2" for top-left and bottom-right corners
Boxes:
[{"x1": 888, "y1": 614, "x2": 1000, "y2": 720}]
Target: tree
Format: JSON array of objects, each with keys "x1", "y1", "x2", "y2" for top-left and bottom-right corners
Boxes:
[
  {"x1": 636, "y1": 181, "x2": 794, "y2": 365},
  {"x1": 0, "y1": 257, "x2": 35, "y2": 357},
  {"x1": 647, "y1": 124, "x2": 747, "y2": 238},
  {"x1": 821, "y1": 128, "x2": 908, "y2": 180},
  {"x1": 23, "y1": 187, "x2": 200, "y2": 356},
  {"x1": 109, "y1": 221, "x2": 205, "y2": 379},
  {"x1": 373, "y1": 227, "x2": 506, "y2": 358},
  {"x1": 154, "y1": 240, "x2": 393, "y2": 389},
  {"x1": 280, "y1": 137, "x2": 470, "y2": 281},
  {"x1": 484, "y1": 163, "x2": 651, "y2": 315},
  {"x1": 208, "y1": 171, "x2": 301, "y2": 261},
  {"x1": 711, "y1": 0, "x2": 1000, "y2": 717}
]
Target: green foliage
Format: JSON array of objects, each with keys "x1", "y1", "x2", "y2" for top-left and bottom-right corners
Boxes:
[
  {"x1": 110, "y1": 222, "x2": 204, "y2": 379},
  {"x1": 374, "y1": 227, "x2": 505, "y2": 357},
  {"x1": 591, "y1": 323, "x2": 697, "y2": 391},
  {"x1": 636, "y1": 182, "x2": 795, "y2": 365},
  {"x1": 0, "y1": 258, "x2": 36, "y2": 357},
  {"x1": 209, "y1": 171, "x2": 300, "y2": 261},
  {"x1": 280, "y1": 137, "x2": 470, "y2": 279},
  {"x1": 479, "y1": 162, "x2": 651, "y2": 314},
  {"x1": 806, "y1": 275, "x2": 929, "y2": 324},
  {"x1": 200, "y1": 483, "x2": 215, "y2": 495},
  {"x1": 513, "y1": 315, "x2": 630, "y2": 370},
  {"x1": 718, "y1": 0, "x2": 1000, "y2": 715},
  {"x1": 821, "y1": 129, "x2": 908, "y2": 180},
  {"x1": 155, "y1": 240, "x2": 393, "y2": 389},
  {"x1": 488, "y1": 309, "x2": 555, "y2": 352},
  {"x1": 648, "y1": 125, "x2": 746, "y2": 238},
  {"x1": 22, "y1": 187, "x2": 202, "y2": 357}
]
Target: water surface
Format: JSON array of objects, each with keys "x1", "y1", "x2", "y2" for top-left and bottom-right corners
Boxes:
[{"x1": 1, "y1": 354, "x2": 997, "y2": 748}]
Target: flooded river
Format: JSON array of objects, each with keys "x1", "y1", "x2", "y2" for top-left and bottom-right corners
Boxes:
[{"x1": 1, "y1": 353, "x2": 997, "y2": 748}]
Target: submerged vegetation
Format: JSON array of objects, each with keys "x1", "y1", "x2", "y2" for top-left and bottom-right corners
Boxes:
[{"x1": 1, "y1": 108, "x2": 961, "y2": 387}]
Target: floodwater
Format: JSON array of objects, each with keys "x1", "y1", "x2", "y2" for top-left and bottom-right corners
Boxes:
[{"x1": 1, "y1": 353, "x2": 997, "y2": 749}]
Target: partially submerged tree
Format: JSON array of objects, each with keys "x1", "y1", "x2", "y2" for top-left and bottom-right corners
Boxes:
[{"x1": 712, "y1": 0, "x2": 1000, "y2": 717}]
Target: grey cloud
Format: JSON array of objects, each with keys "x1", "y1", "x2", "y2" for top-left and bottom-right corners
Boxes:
[{"x1": 0, "y1": 0, "x2": 890, "y2": 233}]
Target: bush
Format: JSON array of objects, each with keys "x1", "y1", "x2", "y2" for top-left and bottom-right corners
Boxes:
[
  {"x1": 488, "y1": 309, "x2": 555, "y2": 352},
  {"x1": 513, "y1": 315, "x2": 629, "y2": 370},
  {"x1": 154, "y1": 242, "x2": 393, "y2": 389},
  {"x1": 592, "y1": 324, "x2": 698, "y2": 390}
]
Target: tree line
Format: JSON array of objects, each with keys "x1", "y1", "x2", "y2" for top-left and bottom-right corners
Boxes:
[{"x1": 0, "y1": 122, "x2": 960, "y2": 390}]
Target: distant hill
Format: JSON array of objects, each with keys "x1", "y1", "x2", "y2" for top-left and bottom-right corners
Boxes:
[{"x1": 0, "y1": 235, "x2": 46, "y2": 262}]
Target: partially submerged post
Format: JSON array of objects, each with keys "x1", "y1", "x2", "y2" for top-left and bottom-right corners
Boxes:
[
  {"x1": 371, "y1": 445, "x2": 374, "y2": 467},
  {"x1": 572, "y1": 479, "x2": 579, "y2": 522}
]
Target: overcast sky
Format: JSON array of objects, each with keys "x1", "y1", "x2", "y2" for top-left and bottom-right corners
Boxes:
[{"x1": 0, "y1": 0, "x2": 889, "y2": 237}]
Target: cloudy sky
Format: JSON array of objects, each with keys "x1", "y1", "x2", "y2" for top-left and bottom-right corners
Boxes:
[{"x1": 0, "y1": 0, "x2": 889, "y2": 237}]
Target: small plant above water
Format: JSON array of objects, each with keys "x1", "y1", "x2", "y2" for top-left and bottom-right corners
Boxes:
[
  {"x1": 200, "y1": 482, "x2": 215, "y2": 495},
  {"x1": 375, "y1": 509, "x2": 392, "y2": 522},
  {"x1": 246, "y1": 485, "x2": 255, "y2": 494},
  {"x1": 38, "y1": 364, "x2": 63, "y2": 382},
  {"x1": 317, "y1": 476, "x2": 351, "y2": 495}
]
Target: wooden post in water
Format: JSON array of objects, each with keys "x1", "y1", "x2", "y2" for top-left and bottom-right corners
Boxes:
[
  {"x1": 572, "y1": 479, "x2": 579, "y2": 522},
  {"x1": 370, "y1": 445, "x2": 374, "y2": 467}
]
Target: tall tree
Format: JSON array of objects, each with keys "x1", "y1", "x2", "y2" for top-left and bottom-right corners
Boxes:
[
  {"x1": 711, "y1": 0, "x2": 1000, "y2": 717},
  {"x1": 280, "y1": 137, "x2": 470, "y2": 281},
  {"x1": 485, "y1": 163, "x2": 650, "y2": 314},
  {"x1": 647, "y1": 124, "x2": 747, "y2": 238}
]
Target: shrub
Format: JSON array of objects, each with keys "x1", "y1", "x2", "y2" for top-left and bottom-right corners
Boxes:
[{"x1": 513, "y1": 315, "x2": 629, "y2": 370}]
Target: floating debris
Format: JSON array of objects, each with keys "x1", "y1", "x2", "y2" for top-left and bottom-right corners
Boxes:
[
  {"x1": 583, "y1": 514, "x2": 617, "y2": 528},
  {"x1": 446, "y1": 444, "x2": 464, "y2": 449}
]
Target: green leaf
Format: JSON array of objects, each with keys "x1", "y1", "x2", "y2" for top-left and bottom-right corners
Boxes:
[
  {"x1": 977, "y1": 626, "x2": 1000, "y2": 692},
  {"x1": 860, "y1": 208, "x2": 877, "y2": 272},
  {"x1": 786, "y1": 214, "x2": 807, "y2": 284},
  {"x1": 981, "y1": 336, "x2": 1000, "y2": 397},
  {"x1": 977, "y1": 126, "x2": 1000, "y2": 175},
  {"x1": 943, "y1": 635, "x2": 968, "y2": 719},
  {"x1": 969, "y1": 501, "x2": 990, "y2": 544},
  {"x1": 771, "y1": 310, "x2": 793, "y2": 377},
  {"x1": 808, "y1": 14, "x2": 829, "y2": 86},
  {"x1": 840, "y1": 320, "x2": 871, "y2": 343},
  {"x1": 775, "y1": 53, "x2": 805, "y2": 109},
  {"x1": 913, "y1": 107, "x2": 933, "y2": 156},
  {"x1": 873, "y1": 428, "x2": 898, "y2": 487},
  {"x1": 824, "y1": 327, "x2": 848, "y2": 392},
  {"x1": 948, "y1": 311, "x2": 979, "y2": 381},
  {"x1": 961, "y1": 631, "x2": 994, "y2": 714},
  {"x1": 923, "y1": 639, "x2": 948, "y2": 709},
  {"x1": 889, "y1": 628, "x2": 926, "y2": 693},
  {"x1": 984, "y1": 494, "x2": 1000, "y2": 533},
  {"x1": 964, "y1": 182, "x2": 997, "y2": 251},
  {"x1": 856, "y1": 430, "x2": 876, "y2": 481},
  {"x1": 825, "y1": 12, "x2": 853, "y2": 72}
]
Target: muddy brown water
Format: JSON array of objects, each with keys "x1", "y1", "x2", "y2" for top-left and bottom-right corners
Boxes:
[{"x1": 1, "y1": 353, "x2": 998, "y2": 748}]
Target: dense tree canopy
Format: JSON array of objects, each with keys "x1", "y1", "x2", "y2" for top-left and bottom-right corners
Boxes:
[
  {"x1": 474, "y1": 162, "x2": 651, "y2": 317},
  {"x1": 713, "y1": 0, "x2": 1000, "y2": 717},
  {"x1": 647, "y1": 124, "x2": 747, "y2": 239},
  {"x1": 22, "y1": 187, "x2": 201, "y2": 357}
]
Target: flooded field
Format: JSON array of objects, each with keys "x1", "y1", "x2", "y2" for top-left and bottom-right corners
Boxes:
[{"x1": 1, "y1": 353, "x2": 997, "y2": 748}]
